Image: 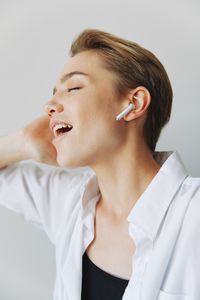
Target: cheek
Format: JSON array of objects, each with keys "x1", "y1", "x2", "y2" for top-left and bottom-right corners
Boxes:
[
  {"x1": 79, "y1": 115, "x2": 123, "y2": 152},
  {"x1": 70, "y1": 91, "x2": 123, "y2": 145},
  {"x1": 73, "y1": 100, "x2": 98, "y2": 130}
]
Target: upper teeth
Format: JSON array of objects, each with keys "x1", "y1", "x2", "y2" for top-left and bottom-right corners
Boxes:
[{"x1": 53, "y1": 123, "x2": 72, "y2": 136}]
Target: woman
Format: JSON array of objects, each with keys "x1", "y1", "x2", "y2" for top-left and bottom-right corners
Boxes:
[{"x1": 0, "y1": 29, "x2": 199, "y2": 300}]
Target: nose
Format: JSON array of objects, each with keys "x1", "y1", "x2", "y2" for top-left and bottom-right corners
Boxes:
[{"x1": 44, "y1": 99, "x2": 64, "y2": 117}]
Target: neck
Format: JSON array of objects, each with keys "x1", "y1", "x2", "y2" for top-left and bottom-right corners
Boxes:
[{"x1": 90, "y1": 145, "x2": 160, "y2": 222}]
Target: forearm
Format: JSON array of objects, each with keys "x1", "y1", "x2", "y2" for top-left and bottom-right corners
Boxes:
[{"x1": 0, "y1": 130, "x2": 31, "y2": 169}]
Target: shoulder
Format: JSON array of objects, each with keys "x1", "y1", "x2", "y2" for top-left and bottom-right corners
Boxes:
[
  {"x1": 17, "y1": 160, "x2": 93, "y2": 190},
  {"x1": 48, "y1": 164, "x2": 93, "y2": 189}
]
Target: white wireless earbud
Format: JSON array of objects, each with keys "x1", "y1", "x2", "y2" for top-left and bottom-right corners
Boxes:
[
  {"x1": 115, "y1": 96, "x2": 141, "y2": 121},
  {"x1": 116, "y1": 103, "x2": 134, "y2": 121}
]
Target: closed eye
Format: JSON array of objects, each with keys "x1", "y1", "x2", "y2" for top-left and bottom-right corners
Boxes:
[{"x1": 67, "y1": 87, "x2": 81, "y2": 92}]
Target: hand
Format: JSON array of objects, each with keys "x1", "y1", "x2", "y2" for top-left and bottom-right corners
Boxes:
[{"x1": 22, "y1": 115, "x2": 58, "y2": 166}]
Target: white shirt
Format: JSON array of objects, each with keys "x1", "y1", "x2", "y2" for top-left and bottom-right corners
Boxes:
[{"x1": 0, "y1": 150, "x2": 200, "y2": 300}]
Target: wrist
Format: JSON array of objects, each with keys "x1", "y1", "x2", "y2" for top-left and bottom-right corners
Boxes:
[
  {"x1": 17, "y1": 129, "x2": 34, "y2": 161},
  {"x1": 0, "y1": 130, "x2": 32, "y2": 169}
]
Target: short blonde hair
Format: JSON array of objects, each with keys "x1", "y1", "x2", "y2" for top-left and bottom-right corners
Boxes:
[{"x1": 69, "y1": 29, "x2": 173, "y2": 152}]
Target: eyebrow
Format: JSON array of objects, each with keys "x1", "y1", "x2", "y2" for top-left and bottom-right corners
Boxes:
[{"x1": 53, "y1": 71, "x2": 89, "y2": 95}]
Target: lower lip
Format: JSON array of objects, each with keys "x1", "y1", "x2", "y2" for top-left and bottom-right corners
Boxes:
[{"x1": 52, "y1": 130, "x2": 72, "y2": 143}]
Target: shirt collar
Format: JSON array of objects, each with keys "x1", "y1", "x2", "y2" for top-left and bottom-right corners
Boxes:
[
  {"x1": 127, "y1": 150, "x2": 189, "y2": 241},
  {"x1": 80, "y1": 151, "x2": 189, "y2": 241}
]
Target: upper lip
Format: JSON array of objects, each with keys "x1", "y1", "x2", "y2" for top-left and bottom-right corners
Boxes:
[{"x1": 49, "y1": 119, "x2": 72, "y2": 132}]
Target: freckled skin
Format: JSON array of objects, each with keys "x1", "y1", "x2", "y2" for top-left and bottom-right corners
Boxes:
[
  {"x1": 46, "y1": 51, "x2": 127, "y2": 169},
  {"x1": 43, "y1": 50, "x2": 160, "y2": 280}
]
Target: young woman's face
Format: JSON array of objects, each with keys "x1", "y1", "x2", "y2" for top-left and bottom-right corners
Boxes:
[{"x1": 45, "y1": 50, "x2": 127, "y2": 168}]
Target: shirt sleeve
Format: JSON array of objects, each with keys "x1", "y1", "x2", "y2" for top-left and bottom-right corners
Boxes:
[{"x1": 0, "y1": 160, "x2": 86, "y2": 245}]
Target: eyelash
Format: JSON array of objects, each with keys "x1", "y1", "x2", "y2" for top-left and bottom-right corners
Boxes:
[{"x1": 67, "y1": 87, "x2": 81, "y2": 92}]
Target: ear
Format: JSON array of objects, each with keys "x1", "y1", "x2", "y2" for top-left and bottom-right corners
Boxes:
[{"x1": 122, "y1": 86, "x2": 151, "y2": 122}]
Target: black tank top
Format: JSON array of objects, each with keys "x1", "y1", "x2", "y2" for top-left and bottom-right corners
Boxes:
[{"x1": 81, "y1": 251, "x2": 129, "y2": 300}]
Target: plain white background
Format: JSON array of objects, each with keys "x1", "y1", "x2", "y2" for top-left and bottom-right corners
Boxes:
[{"x1": 0, "y1": 0, "x2": 199, "y2": 299}]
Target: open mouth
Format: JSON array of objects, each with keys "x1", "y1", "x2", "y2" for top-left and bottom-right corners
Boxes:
[
  {"x1": 52, "y1": 125, "x2": 73, "y2": 144},
  {"x1": 53, "y1": 124, "x2": 73, "y2": 138},
  {"x1": 56, "y1": 126, "x2": 73, "y2": 136}
]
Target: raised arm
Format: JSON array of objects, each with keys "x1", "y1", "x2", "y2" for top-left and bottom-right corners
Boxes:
[{"x1": 0, "y1": 115, "x2": 84, "y2": 245}]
